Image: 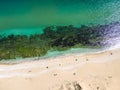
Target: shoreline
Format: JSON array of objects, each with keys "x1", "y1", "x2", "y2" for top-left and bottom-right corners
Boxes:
[
  {"x1": 0, "y1": 48, "x2": 120, "y2": 90},
  {"x1": 0, "y1": 47, "x2": 104, "y2": 65}
]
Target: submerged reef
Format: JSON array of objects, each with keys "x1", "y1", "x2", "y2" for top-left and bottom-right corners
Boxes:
[{"x1": 0, "y1": 22, "x2": 119, "y2": 60}]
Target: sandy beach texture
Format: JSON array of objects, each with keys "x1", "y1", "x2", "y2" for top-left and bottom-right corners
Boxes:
[{"x1": 0, "y1": 48, "x2": 120, "y2": 90}]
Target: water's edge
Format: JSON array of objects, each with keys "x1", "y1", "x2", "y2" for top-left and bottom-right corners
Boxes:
[{"x1": 0, "y1": 47, "x2": 105, "y2": 64}]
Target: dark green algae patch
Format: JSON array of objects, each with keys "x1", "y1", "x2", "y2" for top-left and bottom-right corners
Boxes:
[{"x1": 0, "y1": 22, "x2": 118, "y2": 60}]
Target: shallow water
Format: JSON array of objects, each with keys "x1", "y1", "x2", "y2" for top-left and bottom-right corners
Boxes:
[
  {"x1": 0, "y1": 47, "x2": 104, "y2": 64},
  {"x1": 0, "y1": 0, "x2": 119, "y2": 63},
  {"x1": 44, "y1": 48, "x2": 103, "y2": 58}
]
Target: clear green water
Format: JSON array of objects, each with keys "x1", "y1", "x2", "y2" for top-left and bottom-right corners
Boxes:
[
  {"x1": 0, "y1": 28, "x2": 43, "y2": 36},
  {"x1": 0, "y1": 0, "x2": 119, "y2": 61},
  {"x1": 0, "y1": 0, "x2": 120, "y2": 35}
]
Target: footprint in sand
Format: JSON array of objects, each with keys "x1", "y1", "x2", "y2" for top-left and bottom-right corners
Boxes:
[
  {"x1": 110, "y1": 53, "x2": 113, "y2": 55},
  {"x1": 73, "y1": 73, "x2": 76, "y2": 76},
  {"x1": 86, "y1": 59, "x2": 89, "y2": 61},
  {"x1": 28, "y1": 70, "x2": 32, "y2": 73},
  {"x1": 51, "y1": 81, "x2": 82, "y2": 90},
  {"x1": 53, "y1": 73, "x2": 57, "y2": 76},
  {"x1": 59, "y1": 64, "x2": 61, "y2": 66},
  {"x1": 46, "y1": 66, "x2": 49, "y2": 69},
  {"x1": 75, "y1": 59, "x2": 78, "y2": 61},
  {"x1": 59, "y1": 81, "x2": 82, "y2": 90}
]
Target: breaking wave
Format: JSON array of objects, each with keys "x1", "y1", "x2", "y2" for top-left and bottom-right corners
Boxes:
[{"x1": 102, "y1": 22, "x2": 120, "y2": 50}]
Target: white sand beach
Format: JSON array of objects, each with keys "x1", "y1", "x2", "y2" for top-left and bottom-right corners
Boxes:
[{"x1": 0, "y1": 48, "x2": 120, "y2": 90}]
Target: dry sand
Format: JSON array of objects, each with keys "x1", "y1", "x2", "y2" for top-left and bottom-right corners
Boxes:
[{"x1": 0, "y1": 48, "x2": 120, "y2": 90}]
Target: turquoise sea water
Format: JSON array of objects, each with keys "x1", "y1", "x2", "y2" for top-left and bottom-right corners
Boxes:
[
  {"x1": 0, "y1": 0, "x2": 119, "y2": 61},
  {"x1": 0, "y1": 28, "x2": 43, "y2": 36},
  {"x1": 0, "y1": 0, "x2": 120, "y2": 35}
]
